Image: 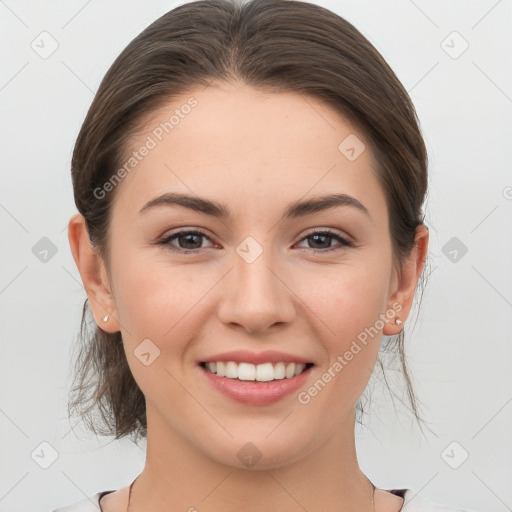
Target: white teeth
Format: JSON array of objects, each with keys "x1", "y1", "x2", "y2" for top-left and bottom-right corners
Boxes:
[
  {"x1": 255, "y1": 362, "x2": 274, "y2": 382},
  {"x1": 284, "y1": 363, "x2": 295, "y2": 378},
  {"x1": 294, "y1": 363, "x2": 306, "y2": 376},
  {"x1": 274, "y1": 362, "x2": 285, "y2": 379},
  {"x1": 216, "y1": 361, "x2": 225, "y2": 377},
  {"x1": 225, "y1": 361, "x2": 238, "y2": 378},
  {"x1": 238, "y1": 362, "x2": 256, "y2": 381},
  {"x1": 203, "y1": 361, "x2": 310, "y2": 381}
]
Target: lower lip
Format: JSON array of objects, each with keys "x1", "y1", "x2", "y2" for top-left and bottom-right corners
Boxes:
[{"x1": 200, "y1": 365, "x2": 312, "y2": 406}]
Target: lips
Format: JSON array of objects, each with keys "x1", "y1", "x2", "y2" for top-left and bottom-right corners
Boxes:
[
  {"x1": 197, "y1": 350, "x2": 315, "y2": 405},
  {"x1": 199, "y1": 363, "x2": 313, "y2": 406}
]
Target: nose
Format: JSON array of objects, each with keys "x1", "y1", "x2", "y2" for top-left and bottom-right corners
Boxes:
[{"x1": 217, "y1": 244, "x2": 296, "y2": 335}]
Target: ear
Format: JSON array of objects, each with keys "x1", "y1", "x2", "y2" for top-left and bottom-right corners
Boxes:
[
  {"x1": 383, "y1": 224, "x2": 429, "y2": 336},
  {"x1": 68, "y1": 213, "x2": 119, "y2": 333}
]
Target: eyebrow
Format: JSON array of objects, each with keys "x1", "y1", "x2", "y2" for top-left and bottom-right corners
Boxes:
[{"x1": 139, "y1": 192, "x2": 370, "y2": 220}]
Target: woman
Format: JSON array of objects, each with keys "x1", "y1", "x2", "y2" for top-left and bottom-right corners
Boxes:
[{"x1": 55, "y1": 0, "x2": 478, "y2": 510}]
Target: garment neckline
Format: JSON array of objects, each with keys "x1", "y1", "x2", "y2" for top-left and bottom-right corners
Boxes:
[{"x1": 96, "y1": 487, "x2": 409, "y2": 511}]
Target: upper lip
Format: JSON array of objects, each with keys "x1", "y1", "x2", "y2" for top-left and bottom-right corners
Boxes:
[{"x1": 199, "y1": 350, "x2": 314, "y2": 365}]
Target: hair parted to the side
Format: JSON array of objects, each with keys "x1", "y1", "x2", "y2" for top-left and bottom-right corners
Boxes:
[{"x1": 68, "y1": 0, "x2": 431, "y2": 443}]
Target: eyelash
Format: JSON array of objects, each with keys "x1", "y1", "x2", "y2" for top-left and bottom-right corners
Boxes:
[{"x1": 157, "y1": 228, "x2": 354, "y2": 254}]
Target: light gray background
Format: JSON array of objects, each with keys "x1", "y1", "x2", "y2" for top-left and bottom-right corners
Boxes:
[{"x1": 1, "y1": 1, "x2": 511, "y2": 511}]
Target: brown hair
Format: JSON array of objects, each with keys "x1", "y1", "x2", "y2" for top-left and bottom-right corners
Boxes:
[{"x1": 68, "y1": 0, "x2": 430, "y2": 442}]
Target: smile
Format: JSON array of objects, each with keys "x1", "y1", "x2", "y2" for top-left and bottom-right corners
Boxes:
[{"x1": 200, "y1": 361, "x2": 314, "y2": 382}]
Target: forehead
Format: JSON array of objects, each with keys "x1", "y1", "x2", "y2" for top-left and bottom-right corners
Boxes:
[{"x1": 111, "y1": 82, "x2": 387, "y2": 224}]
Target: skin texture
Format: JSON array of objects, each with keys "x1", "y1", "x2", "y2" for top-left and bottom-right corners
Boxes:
[{"x1": 69, "y1": 82, "x2": 428, "y2": 511}]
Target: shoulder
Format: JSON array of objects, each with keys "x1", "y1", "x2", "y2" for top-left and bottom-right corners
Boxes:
[
  {"x1": 387, "y1": 488, "x2": 481, "y2": 512},
  {"x1": 50, "y1": 490, "x2": 114, "y2": 512}
]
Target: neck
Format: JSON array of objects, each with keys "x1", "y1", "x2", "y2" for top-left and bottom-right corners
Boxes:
[{"x1": 127, "y1": 407, "x2": 375, "y2": 512}]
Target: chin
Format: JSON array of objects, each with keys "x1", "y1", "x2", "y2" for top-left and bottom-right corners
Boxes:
[{"x1": 205, "y1": 435, "x2": 312, "y2": 471}]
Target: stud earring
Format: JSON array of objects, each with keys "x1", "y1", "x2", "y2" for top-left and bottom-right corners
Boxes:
[
  {"x1": 102, "y1": 315, "x2": 109, "y2": 322},
  {"x1": 395, "y1": 318, "x2": 402, "y2": 326}
]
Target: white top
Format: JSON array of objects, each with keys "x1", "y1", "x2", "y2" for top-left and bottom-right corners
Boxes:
[{"x1": 51, "y1": 487, "x2": 479, "y2": 511}]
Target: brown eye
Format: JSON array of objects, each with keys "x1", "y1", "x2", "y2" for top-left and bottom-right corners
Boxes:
[
  {"x1": 296, "y1": 230, "x2": 353, "y2": 252},
  {"x1": 158, "y1": 230, "x2": 213, "y2": 253}
]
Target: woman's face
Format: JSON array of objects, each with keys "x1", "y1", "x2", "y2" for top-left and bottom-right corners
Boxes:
[{"x1": 93, "y1": 82, "x2": 419, "y2": 469}]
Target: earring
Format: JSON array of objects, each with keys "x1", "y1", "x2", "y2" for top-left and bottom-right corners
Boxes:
[
  {"x1": 395, "y1": 318, "x2": 403, "y2": 326},
  {"x1": 102, "y1": 315, "x2": 109, "y2": 322}
]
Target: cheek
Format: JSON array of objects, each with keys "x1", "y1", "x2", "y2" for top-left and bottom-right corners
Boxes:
[
  {"x1": 284, "y1": 268, "x2": 390, "y2": 455},
  {"x1": 111, "y1": 257, "x2": 207, "y2": 403},
  {"x1": 300, "y1": 259, "x2": 390, "y2": 399},
  {"x1": 111, "y1": 250, "x2": 213, "y2": 353},
  {"x1": 308, "y1": 259, "x2": 391, "y2": 343}
]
